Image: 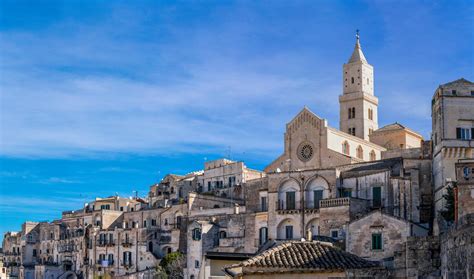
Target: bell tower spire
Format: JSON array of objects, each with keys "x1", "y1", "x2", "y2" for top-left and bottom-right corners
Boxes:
[{"x1": 339, "y1": 31, "x2": 379, "y2": 141}]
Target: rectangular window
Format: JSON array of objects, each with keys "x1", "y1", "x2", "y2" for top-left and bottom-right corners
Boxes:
[
  {"x1": 260, "y1": 196, "x2": 267, "y2": 211},
  {"x1": 372, "y1": 186, "x2": 382, "y2": 208},
  {"x1": 457, "y1": 127, "x2": 472, "y2": 140},
  {"x1": 285, "y1": 225, "x2": 293, "y2": 239},
  {"x1": 331, "y1": 230, "x2": 338, "y2": 239},
  {"x1": 208, "y1": 181, "x2": 211, "y2": 191},
  {"x1": 151, "y1": 219, "x2": 156, "y2": 226},
  {"x1": 195, "y1": 260, "x2": 200, "y2": 268},
  {"x1": 286, "y1": 192, "x2": 296, "y2": 210},
  {"x1": 313, "y1": 190, "x2": 323, "y2": 209},
  {"x1": 342, "y1": 189, "x2": 352, "y2": 198},
  {"x1": 452, "y1": 90, "x2": 457, "y2": 95},
  {"x1": 372, "y1": 233, "x2": 382, "y2": 250}
]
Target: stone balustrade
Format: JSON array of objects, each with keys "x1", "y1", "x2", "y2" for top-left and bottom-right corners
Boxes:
[{"x1": 320, "y1": 197, "x2": 351, "y2": 208}]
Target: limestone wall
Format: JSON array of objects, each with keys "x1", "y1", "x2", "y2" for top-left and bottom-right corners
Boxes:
[{"x1": 440, "y1": 214, "x2": 474, "y2": 279}]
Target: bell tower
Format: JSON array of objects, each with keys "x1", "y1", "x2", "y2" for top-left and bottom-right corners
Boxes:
[{"x1": 339, "y1": 31, "x2": 378, "y2": 141}]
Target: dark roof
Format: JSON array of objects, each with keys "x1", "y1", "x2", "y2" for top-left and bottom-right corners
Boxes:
[
  {"x1": 338, "y1": 157, "x2": 402, "y2": 179},
  {"x1": 224, "y1": 241, "x2": 379, "y2": 277},
  {"x1": 440, "y1": 78, "x2": 473, "y2": 88}
]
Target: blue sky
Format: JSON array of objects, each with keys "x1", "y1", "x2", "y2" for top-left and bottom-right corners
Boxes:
[{"x1": 0, "y1": 0, "x2": 473, "y2": 241}]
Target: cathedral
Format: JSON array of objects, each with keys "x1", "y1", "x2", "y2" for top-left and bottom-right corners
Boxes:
[{"x1": 2, "y1": 34, "x2": 473, "y2": 279}]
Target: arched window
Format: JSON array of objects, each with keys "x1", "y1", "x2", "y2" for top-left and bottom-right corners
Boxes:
[
  {"x1": 219, "y1": 231, "x2": 227, "y2": 239},
  {"x1": 259, "y1": 227, "x2": 268, "y2": 246},
  {"x1": 370, "y1": 150, "x2": 376, "y2": 161},
  {"x1": 342, "y1": 141, "x2": 350, "y2": 155},
  {"x1": 356, "y1": 145, "x2": 363, "y2": 159}
]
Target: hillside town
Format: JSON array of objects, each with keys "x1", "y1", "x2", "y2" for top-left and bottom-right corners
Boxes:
[{"x1": 1, "y1": 35, "x2": 473, "y2": 279}]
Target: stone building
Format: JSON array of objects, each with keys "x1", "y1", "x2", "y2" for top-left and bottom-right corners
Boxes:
[
  {"x1": 369, "y1": 123, "x2": 423, "y2": 150},
  {"x1": 455, "y1": 159, "x2": 474, "y2": 221},
  {"x1": 431, "y1": 78, "x2": 474, "y2": 234},
  {"x1": 1, "y1": 35, "x2": 472, "y2": 279}
]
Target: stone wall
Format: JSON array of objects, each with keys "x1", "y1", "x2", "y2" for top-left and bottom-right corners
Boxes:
[
  {"x1": 440, "y1": 214, "x2": 474, "y2": 279},
  {"x1": 392, "y1": 235, "x2": 440, "y2": 278}
]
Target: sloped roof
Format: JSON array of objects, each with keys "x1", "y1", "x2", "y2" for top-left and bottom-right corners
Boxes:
[
  {"x1": 224, "y1": 241, "x2": 379, "y2": 277},
  {"x1": 375, "y1": 122, "x2": 406, "y2": 132},
  {"x1": 348, "y1": 37, "x2": 367, "y2": 63},
  {"x1": 440, "y1": 78, "x2": 473, "y2": 88},
  {"x1": 373, "y1": 122, "x2": 423, "y2": 139}
]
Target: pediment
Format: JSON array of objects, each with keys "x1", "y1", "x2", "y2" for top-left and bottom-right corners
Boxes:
[{"x1": 286, "y1": 107, "x2": 324, "y2": 135}]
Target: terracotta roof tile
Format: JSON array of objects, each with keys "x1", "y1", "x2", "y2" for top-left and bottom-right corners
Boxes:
[{"x1": 224, "y1": 241, "x2": 379, "y2": 276}]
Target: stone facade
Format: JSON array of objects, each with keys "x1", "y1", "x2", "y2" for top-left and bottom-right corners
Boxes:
[
  {"x1": 370, "y1": 123, "x2": 423, "y2": 150},
  {"x1": 431, "y1": 78, "x2": 474, "y2": 234},
  {"x1": 2, "y1": 36, "x2": 473, "y2": 279}
]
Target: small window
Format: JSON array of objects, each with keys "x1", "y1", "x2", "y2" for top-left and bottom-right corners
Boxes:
[
  {"x1": 367, "y1": 78, "x2": 369, "y2": 85},
  {"x1": 219, "y1": 231, "x2": 227, "y2": 239},
  {"x1": 351, "y1": 77, "x2": 354, "y2": 84},
  {"x1": 260, "y1": 196, "x2": 267, "y2": 211},
  {"x1": 372, "y1": 233, "x2": 382, "y2": 250},
  {"x1": 452, "y1": 90, "x2": 457, "y2": 95},
  {"x1": 456, "y1": 127, "x2": 472, "y2": 140},
  {"x1": 192, "y1": 228, "x2": 202, "y2": 241},
  {"x1": 471, "y1": 91, "x2": 474, "y2": 96},
  {"x1": 331, "y1": 230, "x2": 338, "y2": 239},
  {"x1": 342, "y1": 189, "x2": 352, "y2": 198},
  {"x1": 368, "y1": 108, "x2": 373, "y2": 120},
  {"x1": 195, "y1": 260, "x2": 200, "y2": 268}
]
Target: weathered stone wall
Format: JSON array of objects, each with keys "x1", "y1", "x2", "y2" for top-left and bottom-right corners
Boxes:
[
  {"x1": 440, "y1": 214, "x2": 474, "y2": 279},
  {"x1": 392, "y1": 235, "x2": 440, "y2": 278},
  {"x1": 346, "y1": 211, "x2": 413, "y2": 261}
]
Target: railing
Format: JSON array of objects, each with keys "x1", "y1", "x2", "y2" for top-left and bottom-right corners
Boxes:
[
  {"x1": 275, "y1": 200, "x2": 298, "y2": 210},
  {"x1": 320, "y1": 197, "x2": 351, "y2": 208},
  {"x1": 275, "y1": 200, "x2": 300, "y2": 214},
  {"x1": 122, "y1": 241, "x2": 133, "y2": 247},
  {"x1": 97, "y1": 240, "x2": 116, "y2": 247}
]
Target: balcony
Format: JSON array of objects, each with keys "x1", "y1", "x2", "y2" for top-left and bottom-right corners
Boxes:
[
  {"x1": 97, "y1": 240, "x2": 115, "y2": 247},
  {"x1": 275, "y1": 200, "x2": 300, "y2": 214},
  {"x1": 122, "y1": 241, "x2": 133, "y2": 248},
  {"x1": 320, "y1": 197, "x2": 351, "y2": 208}
]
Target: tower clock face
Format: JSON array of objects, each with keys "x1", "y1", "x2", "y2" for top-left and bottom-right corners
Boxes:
[{"x1": 297, "y1": 142, "x2": 314, "y2": 162}]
